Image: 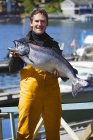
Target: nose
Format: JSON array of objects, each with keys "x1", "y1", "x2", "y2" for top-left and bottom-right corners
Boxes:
[{"x1": 38, "y1": 21, "x2": 42, "y2": 25}]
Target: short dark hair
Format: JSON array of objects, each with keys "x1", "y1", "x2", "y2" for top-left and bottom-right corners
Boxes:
[{"x1": 30, "y1": 8, "x2": 48, "y2": 25}]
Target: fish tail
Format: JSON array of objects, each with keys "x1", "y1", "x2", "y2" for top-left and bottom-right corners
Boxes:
[{"x1": 72, "y1": 79, "x2": 89, "y2": 97}]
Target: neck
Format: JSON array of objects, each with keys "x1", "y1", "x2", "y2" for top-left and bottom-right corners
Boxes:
[
  {"x1": 32, "y1": 31, "x2": 46, "y2": 46},
  {"x1": 32, "y1": 31, "x2": 45, "y2": 39}
]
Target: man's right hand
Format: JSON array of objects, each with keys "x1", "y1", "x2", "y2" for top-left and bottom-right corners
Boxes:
[{"x1": 9, "y1": 50, "x2": 19, "y2": 58}]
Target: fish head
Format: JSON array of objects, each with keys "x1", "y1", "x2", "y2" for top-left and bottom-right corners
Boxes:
[{"x1": 13, "y1": 40, "x2": 30, "y2": 56}]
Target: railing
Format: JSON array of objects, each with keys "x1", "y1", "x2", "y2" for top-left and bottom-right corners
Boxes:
[
  {"x1": 0, "y1": 102, "x2": 93, "y2": 140},
  {"x1": 0, "y1": 107, "x2": 18, "y2": 140}
]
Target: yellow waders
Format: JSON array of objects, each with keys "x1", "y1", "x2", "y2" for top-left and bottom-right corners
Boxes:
[{"x1": 17, "y1": 65, "x2": 62, "y2": 140}]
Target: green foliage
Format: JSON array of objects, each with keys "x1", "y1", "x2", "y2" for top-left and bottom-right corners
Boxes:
[
  {"x1": 22, "y1": 0, "x2": 34, "y2": 13},
  {"x1": 20, "y1": 0, "x2": 62, "y2": 14},
  {"x1": 45, "y1": 1, "x2": 61, "y2": 13}
]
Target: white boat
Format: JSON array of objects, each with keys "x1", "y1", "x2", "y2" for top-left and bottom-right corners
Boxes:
[
  {"x1": 76, "y1": 34, "x2": 93, "y2": 61},
  {"x1": 59, "y1": 61, "x2": 93, "y2": 103}
]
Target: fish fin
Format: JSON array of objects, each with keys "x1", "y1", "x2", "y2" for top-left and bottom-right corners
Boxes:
[
  {"x1": 72, "y1": 79, "x2": 89, "y2": 97},
  {"x1": 73, "y1": 68, "x2": 78, "y2": 74},
  {"x1": 61, "y1": 77, "x2": 69, "y2": 82},
  {"x1": 72, "y1": 83, "x2": 80, "y2": 97}
]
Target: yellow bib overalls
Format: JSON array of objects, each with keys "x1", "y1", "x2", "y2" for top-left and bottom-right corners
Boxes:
[{"x1": 17, "y1": 65, "x2": 62, "y2": 140}]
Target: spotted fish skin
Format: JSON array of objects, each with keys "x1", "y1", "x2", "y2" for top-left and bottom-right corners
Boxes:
[{"x1": 9, "y1": 40, "x2": 89, "y2": 96}]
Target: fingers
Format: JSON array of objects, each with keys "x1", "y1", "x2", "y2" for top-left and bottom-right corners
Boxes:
[
  {"x1": 51, "y1": 69, "x2": 59, "y2": 77},
  {"x1": 9, "y1": 51, "x2": 19, "y2": 58}
]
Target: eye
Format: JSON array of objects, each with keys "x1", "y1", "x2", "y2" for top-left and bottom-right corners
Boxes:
[
  {"x1": 20, "y1": 46, "x2": 24, "y2": 50},
  {"x1": 35, "y1": 20, "x2": 39, "y2": 22}
]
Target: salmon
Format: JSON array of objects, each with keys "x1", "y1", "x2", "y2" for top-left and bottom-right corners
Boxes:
[{"x1": 8, "y1": 40, "x2": 89, "y2": 96}]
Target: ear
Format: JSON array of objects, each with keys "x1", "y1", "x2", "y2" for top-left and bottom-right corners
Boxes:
[{"x1": 30, "y1": 22, "x2": 33, "y2": 28}]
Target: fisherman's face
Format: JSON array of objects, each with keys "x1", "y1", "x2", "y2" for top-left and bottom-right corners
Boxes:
[{"x1": 30, "y1": 13, "x2": 48, "y2": 34}]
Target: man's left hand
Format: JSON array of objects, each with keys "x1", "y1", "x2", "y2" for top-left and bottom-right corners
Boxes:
[{"x1": 51, "y1": 69, "x2": 59, "y2": 77}]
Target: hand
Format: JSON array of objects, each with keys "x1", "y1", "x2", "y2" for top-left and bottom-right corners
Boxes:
[
  {"x1": 51, "y1": 69, "x2": 59, "y2": 77},
  {"x1": 9, "y1": 50, "x2": 19, "y2": 58}
]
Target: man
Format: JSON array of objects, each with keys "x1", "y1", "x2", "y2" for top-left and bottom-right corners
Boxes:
[{"x1": 9, "y1": 9, "x2": 62, "y2": 140}]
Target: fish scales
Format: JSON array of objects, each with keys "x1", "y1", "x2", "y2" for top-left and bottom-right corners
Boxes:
[
  {"x1": 29, "y1": 43, "x2": 76, "y2": 77},
  {"x1": 8, "y1": 40, "x2": 89, "y2": 96}
]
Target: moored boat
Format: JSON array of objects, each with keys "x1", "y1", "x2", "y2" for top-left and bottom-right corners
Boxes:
[
  {"x1": 59, "y1": 61, "x2": 93, "y2": 103},
  {"x1": 76, "y1": 33, "x2": 93, "y2": 61},
  {"x1": 0, "y1": 59, "x2": 9, "y2": 72}
]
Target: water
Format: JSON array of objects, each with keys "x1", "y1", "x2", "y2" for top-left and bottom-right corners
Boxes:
[
  {"x1": 0, "y1": 18, "x2": 93, "y2": 139},
  {"x1": 47, "y1": 20, "x2": 93, "y2": 54},
  {"x1": 0, "y1": 23, "x2": 24, "y2": 60},
  {"x1": 1, "y1": 19, "x2": 93, "y2": 60},
  {"x1": 2, "y1": 118, "x2": 18, "y2": 139}
]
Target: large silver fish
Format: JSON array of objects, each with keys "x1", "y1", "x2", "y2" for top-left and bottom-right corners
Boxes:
[{"x1": 9, "y1": 40, "x2": 88, "y2": 96}]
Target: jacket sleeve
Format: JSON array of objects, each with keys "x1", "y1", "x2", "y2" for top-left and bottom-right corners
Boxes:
[{"x1": 8, "y1": 57, "x2": 24, "y2": 73}]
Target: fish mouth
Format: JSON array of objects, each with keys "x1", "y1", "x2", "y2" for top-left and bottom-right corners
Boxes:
[{"x1": 8, "y1": 47, "x2": 18, "y2": 53}]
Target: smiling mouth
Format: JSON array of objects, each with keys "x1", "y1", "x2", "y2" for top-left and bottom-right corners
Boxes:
[{"x1": 37, "y1": 28, "x2": 43, "y2": 30}]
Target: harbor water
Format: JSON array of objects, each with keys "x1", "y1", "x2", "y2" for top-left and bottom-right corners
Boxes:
[{"x1": 0, "y1": 18, "x2": 93, "y2": 139}]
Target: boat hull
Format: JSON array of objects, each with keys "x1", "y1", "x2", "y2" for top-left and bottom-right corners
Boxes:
[{"x1": 61, "y1": 90, "x2": 93, "y2": 103}]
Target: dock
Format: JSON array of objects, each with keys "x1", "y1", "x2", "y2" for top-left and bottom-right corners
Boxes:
[
  {"x1": 0, "y1": 86, "x2": 19, "y2": 107},
  {"x1": 0, "y1": 102, "x2": 93, "y2": 139},
  {"x1": 0, "y1": 60, "x2": 9, "y2": 72}
]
